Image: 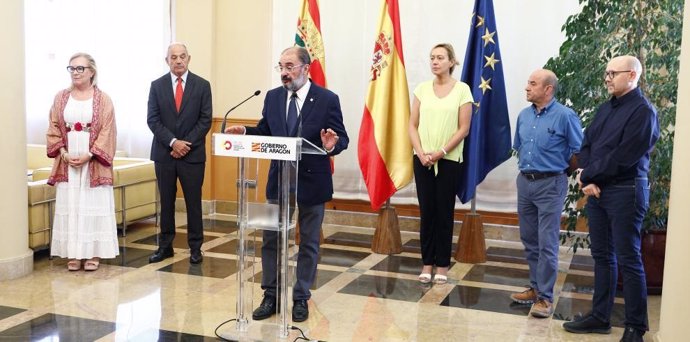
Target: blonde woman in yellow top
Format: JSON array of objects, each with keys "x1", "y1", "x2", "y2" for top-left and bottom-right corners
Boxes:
[{"x1": 408, "y1": 43, "x2": 473, "y2": 285}]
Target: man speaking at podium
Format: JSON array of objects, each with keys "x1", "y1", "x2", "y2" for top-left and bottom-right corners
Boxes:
[{"x1": 225, "y1": 46, "x2": 348, "y2": 322}]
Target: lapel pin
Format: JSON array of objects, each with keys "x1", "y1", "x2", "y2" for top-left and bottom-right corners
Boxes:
[{"x1": 310, "y1": 98, "x2": 314, "y2": 102}]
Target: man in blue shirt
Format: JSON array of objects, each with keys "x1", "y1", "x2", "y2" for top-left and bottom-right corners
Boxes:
[
  {"x1": 511, "y1": 69, "x2": 583, "y2": 318},
  {"x1": 563, "y1": 56, "x2": 659, "y2": 342}
]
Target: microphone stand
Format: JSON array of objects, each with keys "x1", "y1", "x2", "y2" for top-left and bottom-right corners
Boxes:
[{"x1": 220, "y1": 90, "x2": 261, "y2": 132}]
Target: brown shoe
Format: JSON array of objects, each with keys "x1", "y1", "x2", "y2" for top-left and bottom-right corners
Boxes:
[
  {"x1": 510, "y1": 287, "x2": 537, "y2": 304},
  {"x1": 530, "y1": 299, "x2": 553, "y2": 318}
]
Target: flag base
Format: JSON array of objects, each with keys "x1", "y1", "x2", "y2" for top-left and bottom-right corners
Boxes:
[
  {"x1": 454, "y1": 213, "x2": 487, "y2": 263},
  {"x1": 371, "y1": 206, "x2": 402, "y2": 254}
]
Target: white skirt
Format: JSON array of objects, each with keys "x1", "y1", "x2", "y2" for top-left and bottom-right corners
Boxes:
[{"x1": 51, "y1": 159, "x2": 119, "y2": 259}]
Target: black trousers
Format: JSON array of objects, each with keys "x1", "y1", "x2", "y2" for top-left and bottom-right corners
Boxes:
[
  {"x1": 413, "y1": 158, "x2": 460, "y2": 267},
  {"x1": 155, "y1": 160, "x2": 205, "y2": 251}
]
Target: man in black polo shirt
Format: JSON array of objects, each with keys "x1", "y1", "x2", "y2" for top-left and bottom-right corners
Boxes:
[{"x1": 563, "y1": 55, "x2": 660, "y2": 342}]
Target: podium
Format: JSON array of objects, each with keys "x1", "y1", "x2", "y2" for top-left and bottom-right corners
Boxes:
[{"x1": 212, "y1": 133, "x2": 325, "y2": 340}]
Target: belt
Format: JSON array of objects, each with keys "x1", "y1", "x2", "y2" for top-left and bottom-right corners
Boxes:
[
  {"x1": 520, "y1": 171, "x2": 562, "y2": 181},
  {"x1": 607, "y1": 178, "x2": 636, "y2": 186}
]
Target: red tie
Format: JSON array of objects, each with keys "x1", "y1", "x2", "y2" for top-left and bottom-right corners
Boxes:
[{"x1": 175, "y1": 77, "x2": 183, "y2": 112}]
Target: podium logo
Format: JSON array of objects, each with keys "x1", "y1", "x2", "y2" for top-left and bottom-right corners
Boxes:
[
  {"x1": 252, "y1": 142, "x2": 292, "y2": 155},
  {"x1": 223, "y1": 140, "x2": 232, "y2": 150}
]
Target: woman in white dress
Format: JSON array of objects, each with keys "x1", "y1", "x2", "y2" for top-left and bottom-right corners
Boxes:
[{"x1": 46, "y1": 52, "x2": 118, "y2": 271}]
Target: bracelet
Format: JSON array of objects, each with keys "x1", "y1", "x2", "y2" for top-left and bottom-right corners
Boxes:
[{"x1": 441, "y1": 147, "x2": 448, "y2": 155}]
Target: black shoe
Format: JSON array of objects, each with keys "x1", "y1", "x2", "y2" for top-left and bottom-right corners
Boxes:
[
  {"x1": 190, "y1": 250, "x2": 203, "y2": 264},
  {"x1": 562, "y1": 313, "x2": 611, "y2": 334},
  {"x1": 148, "y1": 248, "x2": 174, "y2": 263},
  {"x1": 292, "y1": 299, "x2": 309, "y2": 322},
  {"x1": 252, "y1": 295, "x2": 277, "y2": 321},
  {"x1": 620, "y1": 327, "x2": 644, "y2": 342}
]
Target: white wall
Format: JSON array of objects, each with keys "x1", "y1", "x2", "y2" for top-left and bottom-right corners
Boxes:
[
  {"x1": 270, "y1": 0, "x2": 581, "y2": 212},
  {"x1": 24, "y1": 0, "x2": 171, "y2": 158}
]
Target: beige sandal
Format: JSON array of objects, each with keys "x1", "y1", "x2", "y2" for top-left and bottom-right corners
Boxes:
[
  {"x1": 434, "y1": 266, "x2": 449, "y2": 284},
  {"x1": 67, "y1": 259, "x2": 81, "y2": 271},
  {"x1": 433, "y1": 274, "x2": 448, "y2": 285},
  {"x1": 84, "y1": 258, "x2": 100, "y2": 271},
  {"x1": 418, "y1": 273, "x2": 432, "y2": 284}
]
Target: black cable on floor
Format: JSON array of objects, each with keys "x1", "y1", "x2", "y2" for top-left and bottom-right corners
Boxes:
[
  {"x1": 214, "y1": 320, "x2": 326, "y2": 342},
  {"x1": 290, "y1": 325, "x2": 327, "y2": 342},
  {"x1": 214, "y1": 318, "x2": 238, "y2": 342}
]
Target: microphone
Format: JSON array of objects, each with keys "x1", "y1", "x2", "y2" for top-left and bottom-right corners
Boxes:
[{"x1": 220, "y1": 90, "x2": 261, "y2": 133}]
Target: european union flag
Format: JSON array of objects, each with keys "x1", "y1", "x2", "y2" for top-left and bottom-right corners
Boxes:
[{"x1": 457, "y1": 0, "x2": 512, "y2": 204}]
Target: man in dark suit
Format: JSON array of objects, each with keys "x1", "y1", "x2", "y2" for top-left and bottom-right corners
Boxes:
[
  {"x1": 225, "y1": 46, "x2": 348, "y2": 322},
  {"x1": 147, "y1": 42, "x2": 212, "y2": 265}
]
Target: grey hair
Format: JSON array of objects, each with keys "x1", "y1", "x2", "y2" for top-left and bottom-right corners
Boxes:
[
  {"x1": 69, "y1": 52, "x2": 98, "y2": 86},
  {"x1": 543, "y1": 70, "x2": 559, "y2": 95},
  {"x1": 282, "y1": 46, "x2": 311, "y2": 65},
  {"x1": 166, "y1": 42, "x2": 189, "y2": 57}
]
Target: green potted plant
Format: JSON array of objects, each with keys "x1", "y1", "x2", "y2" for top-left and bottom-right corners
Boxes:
[{"x1": 545, "y1": 0, "x2": 682, "y2": 292}]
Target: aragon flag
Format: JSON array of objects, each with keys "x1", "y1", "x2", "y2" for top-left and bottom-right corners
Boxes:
[
  {"x1": 295, "y1": 0, "x2": 335, "y2": 172},
  {"x1": 358, "y1": 0, "x2": 413, "y2": 210},
  {"x1": 295, "y1": 0, "x2": 327, "y2": 88}
]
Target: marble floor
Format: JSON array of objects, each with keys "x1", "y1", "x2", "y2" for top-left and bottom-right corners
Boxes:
[{"x1": 0, "y1": 213, "x2": 660, "y2": 341}]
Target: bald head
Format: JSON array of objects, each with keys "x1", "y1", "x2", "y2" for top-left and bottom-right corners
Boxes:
[
  {"x1": 609, "y1": 55, "x2": 642, "y2": 83},
  {"x1": 605, "y1": 55, "x2": 642, "y2": 97},
  {"x1": 525, "y1": 69, "x2": 558, "y2": 109}
]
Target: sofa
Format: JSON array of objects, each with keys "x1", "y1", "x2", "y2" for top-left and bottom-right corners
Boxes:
[
  {"x1": 27, "y1": 145, "x2": 158, "y2": 250},
  {"x1": 27, "y1": 179, "x2": 56, "y2": 250},
  {"x1": 110, "y1": 158, "x2": 159, "y2": 235}
]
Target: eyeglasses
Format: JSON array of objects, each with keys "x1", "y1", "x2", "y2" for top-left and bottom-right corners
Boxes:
[
  {"x1": 66, "y1": 66, "x2": 90, "y2": 74},
  {"x1": 274, "y1": 64, "x2": 305, "y2": 73},
  {"x1": 604, "y1": 70, "x2": 632, "y2": 79}
]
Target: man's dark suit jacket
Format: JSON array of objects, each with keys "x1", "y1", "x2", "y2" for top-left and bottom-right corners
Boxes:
[
  {"x1": 246, "y1": 83, "x2": 349, "y2": 206},
  {"x1": 147, "y1": 72, "x2": 212, "y2": 162}
]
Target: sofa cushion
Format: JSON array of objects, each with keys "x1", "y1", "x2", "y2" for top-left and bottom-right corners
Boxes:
[
  {"x1": 112, "y1": 158, "x2": 157, "y2": 225},
  {"x1": 27, "y1": 144, "x2": 53, "y2": 171},
  {"x1": 27, "y1": 179, "x2": 55, "y2": 250},
  {"x1": 30, "y1": 167, "x2": 51, "y2": 182}
]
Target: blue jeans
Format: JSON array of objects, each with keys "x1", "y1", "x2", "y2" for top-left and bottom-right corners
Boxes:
[
  {"x1": 516, "y1": 173, "x2": 567, "y2": 302},
  {"x1": 587, "y1": 178, "x2": 649, "y2": 331}
]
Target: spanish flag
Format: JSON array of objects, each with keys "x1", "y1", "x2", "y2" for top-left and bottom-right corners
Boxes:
[
  {"x1": 358, "y1": 0, "x2": 412, "y2": 210},
  {"x1": 295, "y1": 0, "x2": 327, "y2": 88}
]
